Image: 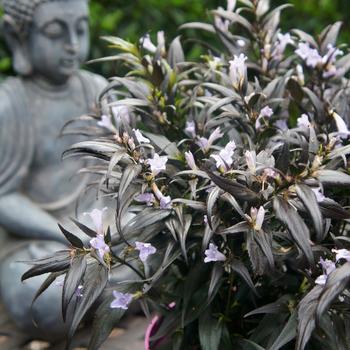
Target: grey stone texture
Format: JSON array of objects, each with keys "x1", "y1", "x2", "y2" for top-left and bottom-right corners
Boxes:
[{"x1": 0, "y1": 0, "x2": 108, "y2": 339}]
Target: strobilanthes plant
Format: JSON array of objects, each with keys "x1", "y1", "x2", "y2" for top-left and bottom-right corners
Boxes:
[{"x1": 23, "y1": 1, "x2": 350, "y2": 349}]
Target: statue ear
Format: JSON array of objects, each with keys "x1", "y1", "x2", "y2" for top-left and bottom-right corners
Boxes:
[{"x1": 3, "y1": 16, "x2": 33, "y2": 76}]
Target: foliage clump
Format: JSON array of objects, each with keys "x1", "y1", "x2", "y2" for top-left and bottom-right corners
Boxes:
[{"x1": 24, "y1": 1, "x2": 350, "y2": 349}]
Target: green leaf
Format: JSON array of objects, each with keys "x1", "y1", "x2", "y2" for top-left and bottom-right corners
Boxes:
[
  {"x1": 179, "y1": 22, "x2": 216, "y2": 33},
  {"x1": 71, "y1": 217, "x2": 97, "y2": 238},
  {"x1": 219, "y1": 221, "x2": 250, "y2": 235},
  {"x1": 118, "y1": 164, "x2": 142, "y2": 200},
  {"x1": 273, "y1": 197, "x2": 314, "y2": 265},
  {"x1": 269, "y1": 311, "x2": 297, "y2": 350},
  {"x1": 168, "y1": 36, "x2": 185, "y2": 68},
  {"x1": 296, "y1": 286, "x2": 323, "y2": 350},
  {"x1": 143, "y1": 132, "x2": 179, "y2": 157},
  {"x1": 21, "y1": 251, "x2": 71, "y2": 281},
  {"x1": 206, "y1": 186, "x2": 221, "y2": 229},
  {"x1": 67, "y1": 263, "x2": 109, "y2": 346},
  {"x1": 208, "y1": 263, "x2": 224, "y2": 302},
  {"x1": 231, "y1": 259, "x2": 258, "y2": 296},
  {"x1": 58, "y1": 223, "x2": 84, "y2": 249},
  {"x1": 198, "y1": 309, "x2": 223, "y2": 350},
  {"x1": 315, "y1": 169, "x2": 350, "y2": 187},
  {"x1": 62, "y1": 255, "x2": 87, "y2": 321},
  {"x1": 316, "y1": 263, "x2": 350, "y2": 325},
  {"x1": 295, "y1": 184, "x2": 324, "y2": 242},
  {"x1": 206, "y1": 169, "x2": 260, "y2": 204},
  {"x1": 319, "y1": 199, "x2": 350, "y2": 220},
  {"x1": 88, "y1": 294, "x2": 126, "y2": 350},
  {"x1": 212, "y1": 9, "x2": 253, "y2": 32},
  {"x1": 245, "y1": 296, "x2": 290, "y2": 318},
  {"x1": 320, "y1": 22, "x2": 342, "y2": 52}
]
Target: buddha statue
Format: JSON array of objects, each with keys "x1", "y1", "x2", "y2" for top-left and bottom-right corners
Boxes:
[{"x1": 0, "y1": 0, "x2": 108, "y2": 341}]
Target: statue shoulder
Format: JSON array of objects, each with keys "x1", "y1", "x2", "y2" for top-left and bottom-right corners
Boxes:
[
  {"x1": 0, "y1": 77, "x2": 26, "y2": 117},
  {"x1": 77, "y1": 70, "x2": 108, "y2": 97}
]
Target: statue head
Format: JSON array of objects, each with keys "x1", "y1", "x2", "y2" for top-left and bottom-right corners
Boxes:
[{"x1": 2, "y1": 0, "x2": 90, "y2": 85}]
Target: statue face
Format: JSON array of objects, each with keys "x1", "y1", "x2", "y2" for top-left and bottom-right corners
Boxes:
[{"x1": 28, "y1": 0, "x2": 89, "y2": 85}]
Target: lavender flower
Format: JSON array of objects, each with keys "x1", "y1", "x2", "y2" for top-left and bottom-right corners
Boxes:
[
  {"x1": 197, "y1": 127, "x2": 223, "y2": 153},
  {"x1": 272, "y1": 32, "x2": 294, "y2": 59},
  {"x1": 331, "y1": 111, "x2": 350, "y2": 137},
  {"x1": 229, "y1": 54, "x2": 247, "y2": 91},
  {"x1": 255, "y1": 106, "x2": 273, "y2": 130},
  {"x1": 295, "y1": 42, "x2": 322, "y2": 68},
  {"x1": 112, "y1": 105, "x2": 130, "y2": 124},
  {"x1": 320, "y1": 257, "x2": 336, "y2": 275},
  {"x1": 204, "y1": 243, "x2": 226, "y2": 263},
  {"x1": 185, "y1": 151, "x2": 197, "y2": 170},
  {"x1": 250, "y1": 206, "x2": 265, "y2": 231},
  {"x1": 185, "y1": 121, "x2": 196, "y2": 138},
  {"x1": 275, "y1": 119, "x2": 288, "y2": 131},
  {"x1": 159, "y1": 195, "x2": 172, "y2": 209},
  {"x1": 263, "y1": 168, "x2": 278, "y2": 179},
  {"x1": 152, "y1": 184, "x2": 172, "y2": 209},
  {"x1": 311, "y1": 187, "x2": 325, "y2": 202},
  {"x1": 135, "y1": 193, "x2": 155, "y2": 206},
  {"x1": 296, "y1": 64, "x2": 305, "y2": 85},
  {"x1": 315, "y1": 257, "x2": 336, "y2": 286},
  {"x1": 227, "y1": 0, "x2": 236, "y2": 12},
  {"x1": 75, "y1": 285, "x2": 83, "y2": 298},
  {"x1": 141, "y1": 34, "x2": 157, "y2": 53},
  {"x1": 322, "y1": 44, "x2": 343, "y2": 65},
  {"x1": 141, "y1": 31, "x2": 165, "y2": 53},
  {"x1": 97, "y1": 115, "x2": 116, "y2": 132},
  {"x1": 297, "y1": 114, "x2": 311, "y2": 128},
  {"x1": 84, "y1": 207, "x2": 108, "y2": 235},
  {"x1": 332, "y1": 249, "x2": 350, "y2": 263},
  {"x1": 135, "y1": 242, "x2": 157, "y2": 262},
  {"x1": 236, "y1": 39, "x2": 246, "y2": 47},
  {"x1": 110, "y1": 291, "x2": 133, "y2": 310},
  {"x1": 245, "y1": 150, "x2": 256, "y2": 174},
  {"x1": 147, "y1": 154, "x2": 168, "y2": 176},
  {"x1": 210, "y1": 140, "x2": 236, "y2": 171},
  {"x1": 133, "y1": 129, "x2": 150, "y2": 144},
  {"x1": 90, "y1": 234, "x2": 110, "y2": 259}
]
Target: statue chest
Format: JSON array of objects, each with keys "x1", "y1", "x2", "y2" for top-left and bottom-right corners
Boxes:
[{"x1": 21, "y1": 85, "x2": 90, "y2": 208}]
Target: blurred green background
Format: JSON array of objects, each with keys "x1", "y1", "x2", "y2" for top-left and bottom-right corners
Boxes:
[{"x1": 0, "y1": 0, "x2": 349, "y2": 78}]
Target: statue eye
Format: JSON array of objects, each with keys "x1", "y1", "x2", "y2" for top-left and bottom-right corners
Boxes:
[
  {"x1": 42, "y1": 22, "x2": 64, "y2": 38},
  {"x1": 76, "y1": 19, "x2": 88, "y2": 35}
]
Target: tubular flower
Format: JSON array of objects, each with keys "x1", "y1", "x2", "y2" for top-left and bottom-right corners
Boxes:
[
  {"x1": 133, "y1": 129, "x2": 150, "y2": 144},
  {"x1": 135, "y1": 242, "x2": 157, "y2": 262},
  {"x1": 110, "y1": 291, "x2": 133, "y2": 310},
  {"x1": 210, "y1": 140, "x2": 236, "y2": 171},
  {"x1": 297, "y1": 114, "x2": 311, "y2": 128},
  {"x1": 204, "y1": 243, "x2": 226, "y2": 263},
  {"x1": 147, "y1": 154, "x2": 168, "y2": 176},
  {"x1": 196, "y1": 127, "x2": 223, "y2": 153},
  {"x1": 315, "y1": 257, "x2": 336, "y2": 286},
  {"x1": 84, "y1": 207, "x2": 108, "y2": 236},
  {"x1": 185, "y1": 151, "x2": 197, "y2": 170},
  {"x1": 256, "y1": 106, "x2": 273, "y2": 130},
  {"x1": 229, "y1": 53, "x2": 247, "y2": 91},
  {"x1": 250, "y1": 206, "x2": 265, "y2": 231}
]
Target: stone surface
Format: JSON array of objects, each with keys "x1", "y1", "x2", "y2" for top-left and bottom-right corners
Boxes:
[{"x1": 0, "y1": 0, "x2": 108, "y2": 340}]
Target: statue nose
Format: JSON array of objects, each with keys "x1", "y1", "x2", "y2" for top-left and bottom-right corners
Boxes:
[{"x1": 65, "y1": 31, "x2": 79, "y2": 54}]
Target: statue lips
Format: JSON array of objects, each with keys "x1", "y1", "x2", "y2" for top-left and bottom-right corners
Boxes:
[{"x1": 60, "y1": 57, "x2": 80, "y2": 73}]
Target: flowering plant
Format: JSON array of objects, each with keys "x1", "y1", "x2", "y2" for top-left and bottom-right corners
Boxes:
[{"x1": 23, "y1": 0, "x2": 350, "y2": 349}]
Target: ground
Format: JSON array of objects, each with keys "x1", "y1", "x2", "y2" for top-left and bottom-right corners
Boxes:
[{"x1": 0, "y1": 304, "x2": 148, "y2": 350}]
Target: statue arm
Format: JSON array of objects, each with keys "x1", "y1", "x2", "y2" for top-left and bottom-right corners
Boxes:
[
  {"x1": 0, "y1": 192, "x2": 65, "y2": 243},
  {"x1": 0, "y1": 84, "x2": 65, "y2": 242}
]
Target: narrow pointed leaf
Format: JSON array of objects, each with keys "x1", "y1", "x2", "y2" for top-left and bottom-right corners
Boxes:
[{"x1": 296, "y1": 184, "x2": 324, "y2": 242}]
